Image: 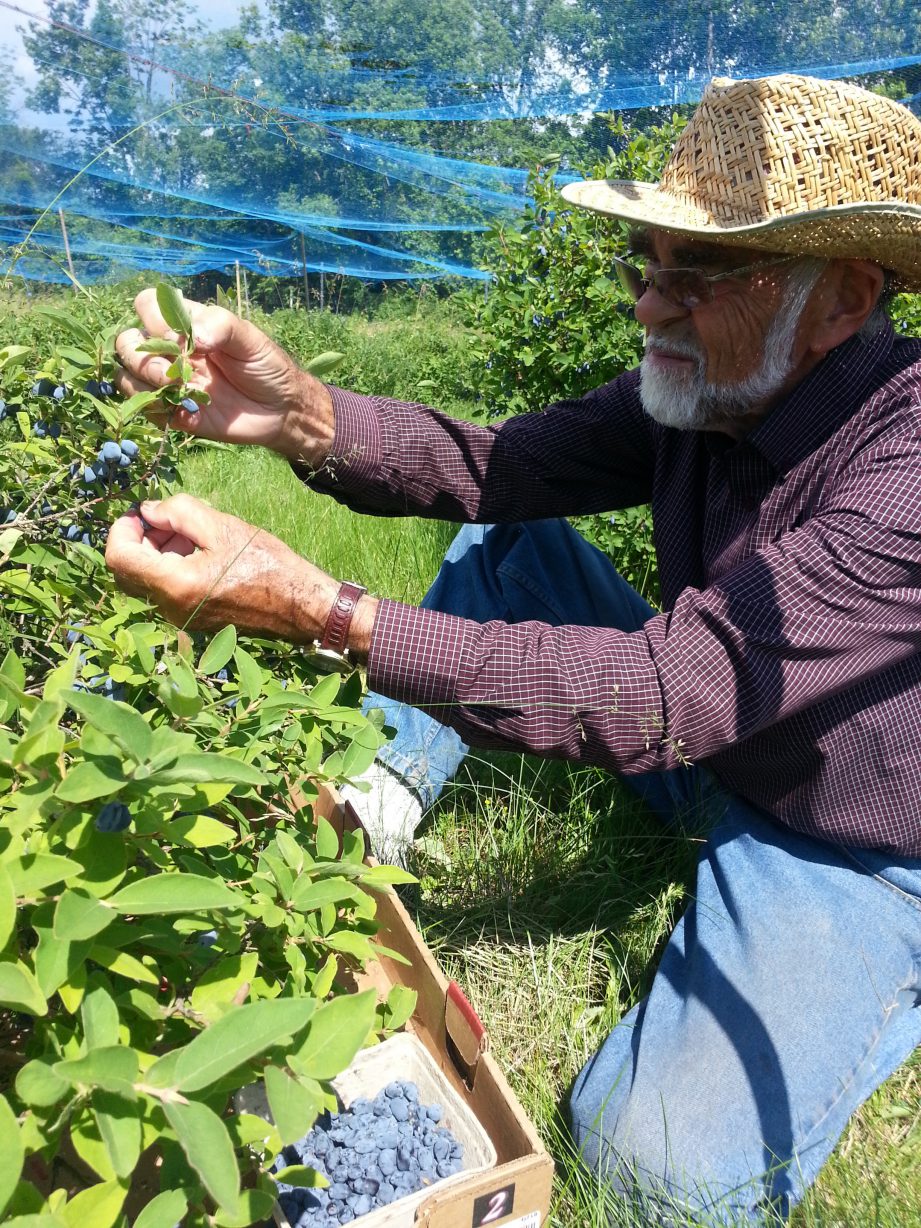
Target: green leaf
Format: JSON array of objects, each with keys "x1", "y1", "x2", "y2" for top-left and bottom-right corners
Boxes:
[
  {"x1": 57, "y1": 1179, "x2": 126, "y2": 1228},
  {"x1": 304, "y1": 351, "x2": 346, "y2": 377},
  {"x1": 56, "y1": 758, "x2": 128, "y2": 803},
  {"x1": 33, "y1": 307, "x2": 97, "y2": 350},
  {"x1": 189, "y1": 952, "x2": 257, "y2": 1021},
  {"x1": 382, "y1": 984, "x2": 417, "y2": 1032},
  {"x1": 135, "y1": 338, "x2": 182, "y2": 357},
  {"x1": 232, "y1": 646, "x2": 263, "y2": 699},
  {"x1": 289, "y1": 990, "x2": 376, "y2": 1080},
  {"x1": 360, "y1": 863, "x2": 418, "y2": 888},
  {"x1": 0, "y1": 1093, "x2": 24, "y2": 1218},
  {"x1": 6, "y1": 852, "x2": 81, "y2": 897},
  {"x1": 81, "y1": 986, "x2": 120, "y2": 1048},
  {"x1": 173, "y1": 997, "x2": 318, "y2": 1093},
  {"x1": 163, "y1": 1098, "x2": 239, "y2": 1214},
  {"x1": 66, "y1": 691, "x2": 152, "y2": 761},
  {"x1": 146, "y1": 754, "x2": 267, "y2": 788},
  {"x1": 108, "y1": 873, "x2": 242, "y2": 915},
  {"x1": 88, "y1": 944, "x2": 159, "y2": 986},
  {"x1": 199, "y1": 625, "x2": 237, "y2": 674},
  {"x1": 155, "y1": 284, "x2": 193, "y2": 338},
  {"x1": 289, "y1": 876, "x2": 367, "y2": 913},
  {"x1": 131, "y1": 1189, "x2": 188, "y2": 1228},
  {"x1": 0, "y1": 863, "x2": 15, "y2": 949},
  {"x1": 167, "y1": 813, "x2": 236, "y2": 848},
  {"x1": 54, "y1": 1045, "x2": 138, "y2": 1094},
  {"x1": 54, "y1": 890, "x2": 115, "y2": 942},
  {"x1": 15, "y1": 1059, "x2": 70, "y2": 1108},
  {"x1": 0, "y1": 343, "x2": 31, "y2": 369},
  {"x1": 264, "y1": 1066, "x2": 322, "y2": 1146},
  {"x1": 314, "y1": 816, "x2": 340, "y2": 862},
  {"x1": 92, "y1": 1090, "x2": 142, "y2": 1179},
  {"x1": 56, "y1": 346, "x2": 96, "y2": 368},
  {"x1": 272, "y1": 1164, "x2": 328, "y2": 1188},
  {"x1": 0, "y1": 961, "x2": 48, "y2": 1015},
  {"x1": 307, "y1": 671, "x2": 342, "y2": 707},
  {"x1": 212, "y1": 1187, "x2": 277, "y2": 1228}
]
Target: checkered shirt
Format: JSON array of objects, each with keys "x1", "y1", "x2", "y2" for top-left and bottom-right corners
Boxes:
[{"x1": 302, "y1": 325, "x2": 921, "y2": 856}]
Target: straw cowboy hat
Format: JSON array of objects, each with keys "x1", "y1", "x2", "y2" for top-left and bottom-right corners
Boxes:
[{"x1": 560, "y1": 74, "x2": 921, "y2": 291}]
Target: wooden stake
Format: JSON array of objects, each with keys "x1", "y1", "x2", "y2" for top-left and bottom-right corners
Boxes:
[
  {"x1": 242, "y1": 265, "x2": 250, "y2": 316},
  {"x1": 319, "y1": 269, "x2": 325, "y2": 311},
  {"x1": 235, "y1": 261, "x2": 242, "y2": 316},
  {"x1": 58, "y1": 209, "x2": 77, "y2": 289}
]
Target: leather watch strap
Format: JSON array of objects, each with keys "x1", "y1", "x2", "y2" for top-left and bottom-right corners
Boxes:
[{"x1": 319, "y1": 581, "x2": 367, "y2": 657}]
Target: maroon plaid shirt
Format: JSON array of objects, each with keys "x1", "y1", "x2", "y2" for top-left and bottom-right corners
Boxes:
[{"x1": 306, "y1": 325, "x2": 921, "y2": 856}]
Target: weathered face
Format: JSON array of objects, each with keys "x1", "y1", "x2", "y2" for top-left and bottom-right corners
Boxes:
[{"x1": 630, "y1": 228, "x2": 825, "y2": 434}]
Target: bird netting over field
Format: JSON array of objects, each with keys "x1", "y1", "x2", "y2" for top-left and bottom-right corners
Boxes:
[{"x1": 1, "y1": 0, "x2": 920, "y2": 286}]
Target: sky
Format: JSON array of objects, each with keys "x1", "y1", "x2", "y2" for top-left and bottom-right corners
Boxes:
[{"x1": 1, "y1": 0, "x2": 267, "y2": 122}]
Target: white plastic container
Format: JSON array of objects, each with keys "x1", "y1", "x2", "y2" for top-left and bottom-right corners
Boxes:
[{"x1": 270, "y1": 1032, "x2": 497, "y2": 1227}]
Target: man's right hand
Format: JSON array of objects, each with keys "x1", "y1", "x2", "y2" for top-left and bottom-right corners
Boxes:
[{"x1": 114, "y1": 288, "x2": 335, "y2": 467}]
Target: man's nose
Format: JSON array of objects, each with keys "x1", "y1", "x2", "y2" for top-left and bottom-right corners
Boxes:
[{"x1": 633, "y1": 282, "x2": 691, "y2": 330}]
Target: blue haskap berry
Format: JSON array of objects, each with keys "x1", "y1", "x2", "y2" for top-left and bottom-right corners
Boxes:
[
  {"x1": 100, "y1": 440, "x2": 122, "y2": 462},
  {"x1": 3, "y1": 509, "x2": 16, "y2": 524},
  {"x1": 31, "y1": 378, "x2": 56, "y2": 397},
  {"x1": 80, "y1": 532, "x2": 93, "y2": 547},
  {"x1": 82, "y1": 465, "x2": 99, "y2": 486},
  {"x1": 83, "y1": 379, "x2": 101, "y2": 397},
  {"x1": 0, "y1": 399, "x2": 6, "y2": 419},
  {"x1": 390, "y1": 1099, "x2": 409, "y2": 1122},
  {"x1": 95, "y1": 801, "x2": 131, "y2": 832},
  {"x1": 120, "y1": 439, "x2": 140, "y2": 459},
  {"x1": 32, "y1": 420, "x2": 47, "y2": 438},
  {"x1": 99, "y1": 380, "x2": 115, "y2": 397},
  {"x1": 52, "y1": 385, "x2": 66, "y2": 401},
  {"x1": 118, "y1": 452, "x2": 132, "y2": 468},
  {"x1": 180, "y1": 397, "x2": 200, "y2": 414},
  {"x1": 426, "y1": 1103, "x2": 443, "y2": 1123}
]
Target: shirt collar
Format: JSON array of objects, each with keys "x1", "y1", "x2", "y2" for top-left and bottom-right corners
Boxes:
[{"x1": 740, "y1": 324, "x2": 896, "y2": 476}]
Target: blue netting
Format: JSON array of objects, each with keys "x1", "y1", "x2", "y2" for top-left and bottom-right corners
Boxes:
[{"x1": 1, "y1": 0, "x2": 919, "y2": 285}]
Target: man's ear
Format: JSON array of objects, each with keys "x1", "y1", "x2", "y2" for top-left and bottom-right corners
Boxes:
[{"x1": 807, "y1": 260, "x2": 886, "y2": 356}]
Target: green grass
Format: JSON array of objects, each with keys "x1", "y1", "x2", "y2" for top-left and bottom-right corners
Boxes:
[{"x1": 179, "y1": 431, "x2": 921, "y2": 1228}]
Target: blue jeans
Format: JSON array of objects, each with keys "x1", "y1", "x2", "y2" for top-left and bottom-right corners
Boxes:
[{"x1": 365, "y1": 520, "x2": 921, "y2": 1225}]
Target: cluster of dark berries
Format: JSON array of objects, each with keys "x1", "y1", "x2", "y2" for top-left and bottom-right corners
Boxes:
[
  {"x1": 83, "y1": 379, "x2": 116, "y2": 399},
  {"x1": 275, "y1": 1082, "x2": 464, "y2": 1226},
  {"x1": 31, "y1": 379, "x2": 67, "y2": 401},
  {"x1": 71, "y1": 438, "x2": 140, "y2": 492},
  {"x1": 33, "y1": 420, "x2": 62, "y2": 439}
]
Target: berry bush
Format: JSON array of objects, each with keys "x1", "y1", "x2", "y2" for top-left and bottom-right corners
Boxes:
[{"x1": 0, "y1": 290, "x2": 418, "y2": 1227}]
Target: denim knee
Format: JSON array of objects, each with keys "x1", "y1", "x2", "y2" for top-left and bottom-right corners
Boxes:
[{"x1": 567, "y1": 1052, "x2": 785, "y2": 1228}]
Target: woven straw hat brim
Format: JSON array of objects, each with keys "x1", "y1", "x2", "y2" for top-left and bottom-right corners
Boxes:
[{"x1": 560, "y1": 178, "x2": 921, "y2": 291}]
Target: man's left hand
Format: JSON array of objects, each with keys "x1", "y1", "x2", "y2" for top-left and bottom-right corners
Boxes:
[{"x1": 105, "y1": 494, "x2": 343, "y2": 644}]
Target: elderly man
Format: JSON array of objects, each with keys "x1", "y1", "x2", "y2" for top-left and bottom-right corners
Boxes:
[{"x1": 108, "y1": 74, "x2": 921, "y2": 1225}]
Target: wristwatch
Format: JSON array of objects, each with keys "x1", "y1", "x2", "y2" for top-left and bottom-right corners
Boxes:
[{"x1": 309, "y1": 580, "x2": 367, "y2": 673}]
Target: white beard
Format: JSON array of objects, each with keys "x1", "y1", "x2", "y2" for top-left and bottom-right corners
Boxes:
[{"x1": 638, "y1": 264, "x2": 821, "y2": 432}]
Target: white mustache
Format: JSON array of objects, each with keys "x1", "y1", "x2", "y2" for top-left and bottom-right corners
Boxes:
[{"x1": 643, "y1": 333, "x2": 705, "y2": 364}]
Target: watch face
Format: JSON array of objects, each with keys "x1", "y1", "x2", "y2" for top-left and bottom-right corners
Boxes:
[{"x1": 307, "y1": 646, "x2": 354, "y2": 674}]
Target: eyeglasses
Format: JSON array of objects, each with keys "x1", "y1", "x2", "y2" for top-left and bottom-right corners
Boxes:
[{"x1": 611, "y1": 252, "x2": 798, "y2": 311}]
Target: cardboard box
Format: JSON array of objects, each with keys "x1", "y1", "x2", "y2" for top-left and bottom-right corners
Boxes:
[{"x1": 310, "y1": 784, "x2": 555, "y2": 1228}]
